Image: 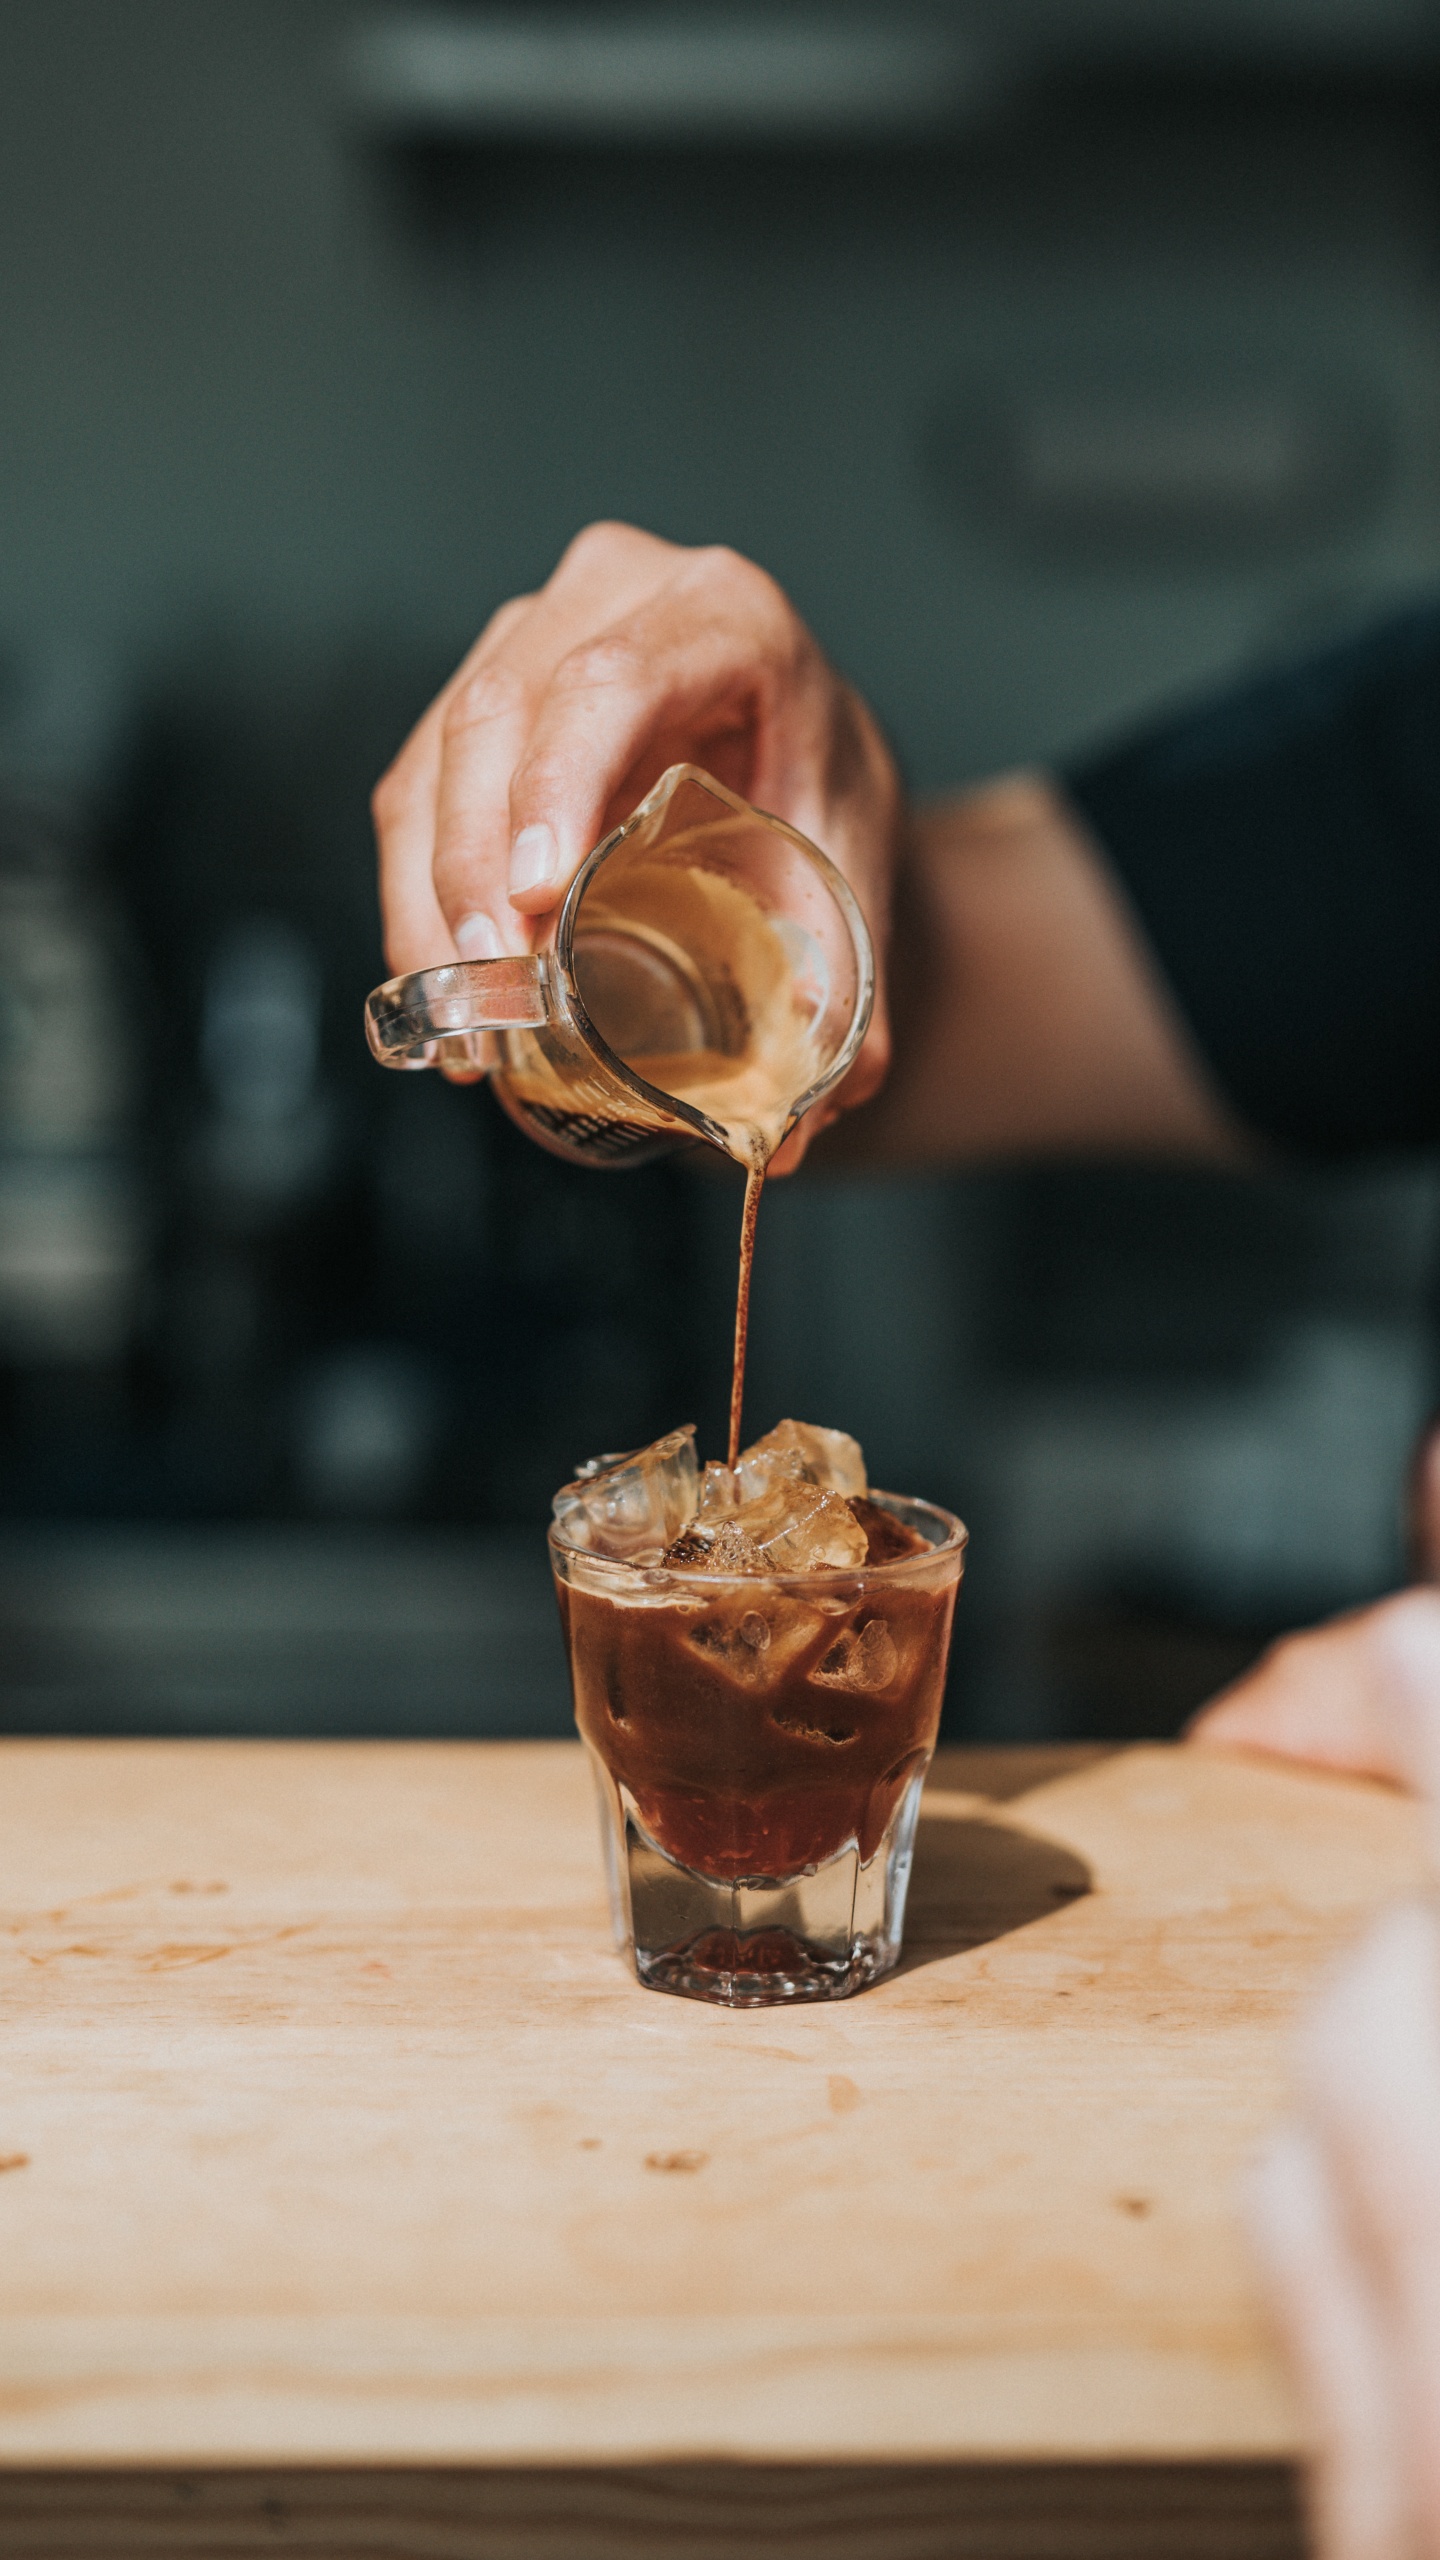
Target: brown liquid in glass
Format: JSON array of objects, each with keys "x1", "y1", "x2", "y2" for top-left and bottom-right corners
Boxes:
[{"x1": 561, "y1": 1549, "x2": 954, "y2": 1882}]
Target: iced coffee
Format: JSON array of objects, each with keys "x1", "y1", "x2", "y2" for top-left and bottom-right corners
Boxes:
[{"x1": 550, "y1": 1419, "x2": 967, "y2": 2006}]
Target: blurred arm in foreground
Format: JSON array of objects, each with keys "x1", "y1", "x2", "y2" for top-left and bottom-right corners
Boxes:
[
  {"x1": 1188, "y1": 1461, "x2": 1440, "y2": 2555},
  {"x1": 1213, "y1": 1594, "x2": 1440, "y2": 2560}
]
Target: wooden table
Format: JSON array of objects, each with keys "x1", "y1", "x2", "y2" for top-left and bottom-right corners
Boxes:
[{"x1": 0, "y1": 1738, "x2": 1423, "y2": 2558}]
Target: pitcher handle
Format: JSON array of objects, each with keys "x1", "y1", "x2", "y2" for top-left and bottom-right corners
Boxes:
[{"x1": 364, "y1": 956, "x2": 550, "y2": 1071}]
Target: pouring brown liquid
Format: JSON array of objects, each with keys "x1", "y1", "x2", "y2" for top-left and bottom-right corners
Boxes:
[
  {"x1": 571, "y1": 838, "x2": 848, "y2": 1466},
  {"x1": 728, "y1": 1166, "x2": 763, "y2": 1468},
  {"x1": 596, "y1": 1032, "x2": 805, "y2": 1472}
]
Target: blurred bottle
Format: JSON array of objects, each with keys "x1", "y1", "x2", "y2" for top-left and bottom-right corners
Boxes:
[
  {"x1": 0, "y1": 645, "x2": 144, "y2": 1371},
  {"x1": 194, "y1": 916, "x2": 333, "y2": 1225}
]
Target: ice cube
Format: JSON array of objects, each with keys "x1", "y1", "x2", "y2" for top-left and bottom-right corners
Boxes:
[
  {"x1": 695, "y1": 1460, "x2": 742, "y2": 1521},
  {"x1": 684, "y1": 1602, "x2": 772, "y2": 1685},
  {"x1": 700, "y1": 1466, "x2": 868, "y2": 1575},
  {"x1": 552, "y1": 1424, "x2": 699, "y2": 1562},
  {"x1": 739, "y1": 1418, "x2": 867, "y2": 1500},
  {"x1": 667, "y1": 1474, "x2": 867, "y2": 1575},
  {"x1": 760, "y1": 1489, "x2": 868, "y2": 1571},
  {"x1": 661, "y1": 1473, "x2": 754, "y2": 1567},
  {"x1": 731, "y1": 1443, "x2": 800, "y2": 1505},
  {"x1": 812, "y1": 1616, "x2": 899, "y2": 1691},
  {"x1": 869, "y1": 1599, "x2": 948, "y2": 1696},
  {"x1": 688, "y1": 1420, "x2": 864, "y2": 1532},
  {"x1": 707, "y1": 1519, "x2": 765, "y2": 1573},
  {"x1": 684, "y1": 1593, "x2": 828, "y2": 1687}
]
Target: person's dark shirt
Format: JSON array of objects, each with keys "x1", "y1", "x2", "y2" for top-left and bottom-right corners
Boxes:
[{"x1": 1062, "y1": 599, "x2": 1440, "y2": 1154}]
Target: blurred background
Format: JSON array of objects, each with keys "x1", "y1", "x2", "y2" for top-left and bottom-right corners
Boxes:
[{"x1": 3, "y1": 0, "x2": 1439, "y2": 1743}]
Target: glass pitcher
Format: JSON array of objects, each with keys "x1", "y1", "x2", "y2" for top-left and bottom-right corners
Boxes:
[{"x1": 363, "y1": 763, "x2": 873, "y2": 1171}]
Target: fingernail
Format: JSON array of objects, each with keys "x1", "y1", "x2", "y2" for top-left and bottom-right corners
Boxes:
[
  {"x1": 454, "y1": 911, "x2": 505, "y2": 960},
  {"x1": 508, "y1": 822, "x2": 560, "y2": 902}
]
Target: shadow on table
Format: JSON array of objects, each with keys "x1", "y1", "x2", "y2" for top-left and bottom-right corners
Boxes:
[{"x1": 899, "y1": 1806, "x2": 1094, "y2": 1970}]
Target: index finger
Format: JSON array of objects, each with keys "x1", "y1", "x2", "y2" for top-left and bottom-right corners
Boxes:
[
  {"x1": 425, "y1": 524, "x2": 690, "y2": 945},
  {"x1": 374, "y1": 592, "x2": 538, "y2": 974},
  {"x1": 500, "y1": 547, "x2": 820, "y2": 915}
]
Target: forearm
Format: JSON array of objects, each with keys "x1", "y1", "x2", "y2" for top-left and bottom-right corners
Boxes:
[{"x1": 820, "y1": 772, "x2": 1245, "y2": 1169}]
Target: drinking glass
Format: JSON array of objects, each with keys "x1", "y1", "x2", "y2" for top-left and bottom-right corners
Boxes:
[{"x1": 551, "y1": 1493, "x2": 967, "y2": 2006}]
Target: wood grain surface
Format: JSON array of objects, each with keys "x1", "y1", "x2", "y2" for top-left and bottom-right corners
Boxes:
[{"x1": 0, "y1": 1739, "x2": 1421, "y2": 2486}]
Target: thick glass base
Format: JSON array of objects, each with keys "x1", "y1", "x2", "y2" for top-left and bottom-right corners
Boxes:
[
  {"x1": 636, "y1": 1927, "x2": 889, "y2": 2005},
  {"x1": 591, "y1": 1756, "x2": 929, "y2": 2008}
]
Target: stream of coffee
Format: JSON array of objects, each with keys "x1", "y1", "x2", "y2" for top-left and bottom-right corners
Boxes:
[{"x1": 727, "y1": 1165, "x2": 765, "y2": 1468}]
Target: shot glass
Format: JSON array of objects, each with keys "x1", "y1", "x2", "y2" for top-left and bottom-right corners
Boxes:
[{"x1": 550, "y1": 1494, "x2": 967, "y2": 2007}]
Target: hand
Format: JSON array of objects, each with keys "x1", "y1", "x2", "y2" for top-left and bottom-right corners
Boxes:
[
  {"x1": 1198, "y1": 1596, "x2": 1440, "y2": 2560},
  {"x1": 371, "y1": 521, "x2": 902, "y2": 1164},
  {"x1": 1253, "y1": 1901, "x2": 1440, "y2": 2560},
  {"x1": 1185, "y1": 1589, "x2": 1440, "y2": 1788},
  {"x1": 1188, "y1": 1395, "x2": 1440, "y2": 1786}
]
